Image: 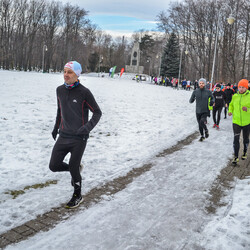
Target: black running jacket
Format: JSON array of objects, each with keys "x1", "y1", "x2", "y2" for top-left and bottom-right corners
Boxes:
[{"x1": 53, "y1": 83, "x2": 102, "y2": 139}]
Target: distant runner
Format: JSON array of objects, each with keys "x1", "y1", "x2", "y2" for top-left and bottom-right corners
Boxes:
[
  {"x1": 189, "y1": 78, "x2": 214, "y2": 141},
  {"x1": 223, "y1": 83, "x2": 234, "y2": 119},
  {"x1": 212, "y1": 84, "x2": 226, "y2": 130}
]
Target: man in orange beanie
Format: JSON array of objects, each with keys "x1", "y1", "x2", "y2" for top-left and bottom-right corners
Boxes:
[
  {"x1": 228, "y1": 79, "x2": 250, "y2": 164},
  {"x1": 238, "y1": 79, "x2": 249, "y2": 89}
]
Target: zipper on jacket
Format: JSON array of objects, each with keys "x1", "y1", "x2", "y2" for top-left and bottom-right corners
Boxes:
[
  {"x1": 67, "y1": 88, "x2": 70, "y2": 101},
  {"x1": 240, "y1": 94, "x2": 242, "y2": 125}
]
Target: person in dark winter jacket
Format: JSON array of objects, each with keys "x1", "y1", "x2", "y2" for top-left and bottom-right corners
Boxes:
[
  {"x1": 49, "y1": 61, "x2": 102, "y2": 209},
  {"x1": 194, "y1": 80, "x2": 199, "y2": 89},
  {"x1": 189, "y1": 78, "x2": 215, "y2": 141},
  {"x1": 182, "y1": 79, "x2": 187, "y2": 90},
  {"x1": 223, "y1": 83, "x2": 234, "y2": 119},
  {"x1": 212, "y1": 84, "x2": 226, "y2": 129}
]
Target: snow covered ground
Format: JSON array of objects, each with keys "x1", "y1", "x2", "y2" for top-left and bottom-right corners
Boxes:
[{"x1": 0, "y1": 70, "x2": 249, "y2": 249}]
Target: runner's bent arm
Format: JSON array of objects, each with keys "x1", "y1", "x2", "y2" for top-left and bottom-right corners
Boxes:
[
  {"x1": 76, "y1": 89, "x2": 102, "y2": 135},
  {"x1": 189, "y1": 91, "x2": 196, "y2": 103},
  {"x1": 52, "y1": 90, "x2": 61, "y2": 139}
]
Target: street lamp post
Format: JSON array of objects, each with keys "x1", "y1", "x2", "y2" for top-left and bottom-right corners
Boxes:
[
  {"x1": 210, "y1": 3, "x2": 235, "y2": 89},
  {"x1": 98, "y1": 55, "x2": 103, "y2": 77},
  {"x1": 177, "y1": 47, "x2": 188, "y2": 90},
  {"x1": 42, "y1": 45, "x2": 48, "y2": 73},
  {"x1": 137, "y1": 35, "x2": 142, "y2": 74},
  {"x1": 146, "y1": 57, "x2": 151, "y2": 76},
  {"x1": 156, "y1": 53, "x2": 162, "y2": 78}
]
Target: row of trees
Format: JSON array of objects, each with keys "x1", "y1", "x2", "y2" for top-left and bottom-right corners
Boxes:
[
  {"x1": 157, "y1": 0, "x2": 250, "y2": 83},
  {"x1": 0, "y1": 0, "x2": 133, "y2": 72},
  {"x1": 0, "y1": 0, "x2": 249, "y2": 83}
]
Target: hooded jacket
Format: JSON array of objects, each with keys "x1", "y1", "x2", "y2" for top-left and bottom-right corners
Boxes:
[
  {"x1": 53, "y1": 83, "x2": 102, "y2": 139},
  {"x1": 189, "y1": 88, "x2": 214, "y2": 114},
  {"x1": 228, "y1": 90, "x2": 250, "y2": 126}
]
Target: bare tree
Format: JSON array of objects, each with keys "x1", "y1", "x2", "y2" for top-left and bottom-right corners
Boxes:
[
  {"x1": 41, "y1": 0, "x2": 62, "y2": 72},
  {"x1": 0, "y1": 0, "x2": 131, "y2": 74},
  {"x1": 62, "y1": 3, "x2": 88, "y2": 63},
  {"x1": 156, "y1": 0, "x2": 249, "y2": 82},
  {"x1": 24, "y1": 0, "x2": 46, "y2": 71},
  {"x1": 0, "y1": 0, "x2": 19, "y2": 69},
  {"x1": 240, "y1": 0, "x2": 250, "y2": 78}
]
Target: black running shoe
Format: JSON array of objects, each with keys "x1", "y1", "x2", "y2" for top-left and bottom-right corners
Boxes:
[
  {"x1": 199, "y1": 136, "x2": 205, "y2": 142},
  {"x1": 205, "y1": 130, "x2": 209, "y2": 138},
  {"x1": 66, "y1": 194, "x2": 83, "y2": 209}
]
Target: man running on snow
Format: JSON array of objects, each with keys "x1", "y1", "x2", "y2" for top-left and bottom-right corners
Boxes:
[
  {"x1": 212, "y1": 84, "x2": 226, "y2": 129},
  {"x1": 228, "y1": 79, "x2": 250, "y2": 165},
  {"x1": 189, "y1": 78, "x2": 214, "y2": 141},
  {"x1": 49, "y1": 61, "x2": 102, "y2": 208}
]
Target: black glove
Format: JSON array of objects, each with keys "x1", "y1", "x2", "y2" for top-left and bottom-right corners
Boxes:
[{"x1": 52, "y1": 127, "x2": 58, "y2": 140}]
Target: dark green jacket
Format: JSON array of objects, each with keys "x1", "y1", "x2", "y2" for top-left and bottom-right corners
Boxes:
[{"x1": 189, "y1": 88, "x2": 214, "y2": 114}]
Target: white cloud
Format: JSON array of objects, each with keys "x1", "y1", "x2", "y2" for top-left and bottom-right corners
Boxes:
[
  {"x1": 104, "y1": 29, "x2": 165, "y2": 40},
  {"x1": 104, "y1": 30, "x2": 134, "y2": 38},
  {"x1": 60, "y1": 0, "x2": 175, "y2": 20},
  {"x1": 56, "y1": 0, "x2": 181, "y2": 35}
]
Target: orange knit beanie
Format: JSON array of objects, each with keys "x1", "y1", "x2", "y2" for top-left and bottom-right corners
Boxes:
[{"x1": 238, "y1": 79, "x2": 249, "y2": 89}]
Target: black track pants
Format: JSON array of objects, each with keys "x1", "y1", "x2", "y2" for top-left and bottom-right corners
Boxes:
[
  {"x1": 233, "y1": 123, "x2": 250, "y2": 158},
  {"x1": 49, "y1": 136, "x2": 87, "y2": 183},
  {"x1": 213, "y1": 106, "x2": 223, "y2": 125},
  {"x1": 196, "y1": 113, "x2": 208, "y2": 136},
  {"x1": 224, "y1": 103, "x2": 230, "y2": 118}
]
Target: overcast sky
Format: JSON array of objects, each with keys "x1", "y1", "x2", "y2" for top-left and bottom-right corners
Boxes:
[{"x1": 59, "y1": 0, "x2": 180, "y2": 37}]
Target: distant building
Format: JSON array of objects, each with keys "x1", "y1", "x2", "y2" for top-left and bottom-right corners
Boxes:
[{"x1": 125, "y1": 41, "x2": 144, "y2": 74}]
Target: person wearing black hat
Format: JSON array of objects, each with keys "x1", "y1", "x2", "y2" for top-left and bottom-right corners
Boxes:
[
  {"x1": 223, "y1": 83, "x2": 234, "y2": 119},
  {"x1": 189, "y1": 78, "x2": 214, "y2": 141},
  {"x1": 212, "y1": 84, "x2": 226, "y2": 129}
]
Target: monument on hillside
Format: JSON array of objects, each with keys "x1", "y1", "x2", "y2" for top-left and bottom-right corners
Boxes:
[{"x1": 125, "y1": 41, "x2": 144, "y2": 74}]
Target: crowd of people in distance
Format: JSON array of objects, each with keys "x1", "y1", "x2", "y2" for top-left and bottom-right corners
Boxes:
[
  {"x1": 189, "y1": 78, "x2": 250, "y2": 165},
  {"x1": 151, "y1": 76, "x2": 192, "y2": 88},
  {"x1": 148, "y1": 75, "x2": 250, "y2": 166},
  {"x1": 150, "y1": 75, "x2": 246, "y2": 93}
]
